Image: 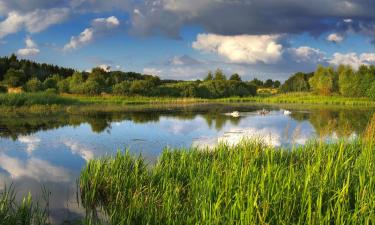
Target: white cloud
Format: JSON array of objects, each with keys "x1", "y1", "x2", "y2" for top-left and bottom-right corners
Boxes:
[
  {"x1": 0, "y1": 8, "x2": 69, "y2": 38},
  {"x1": 143, "y1": 67, "x2": 162, "y2": 75},
  {"x1": 192, "y1": 33, "x2": 283, "y2": 64},
  {"x1": 63, "y1": 16, "x2": 120, "y2": 51},
  {"x1": 16, "y1": 36, "x2": 40, "y2": 57},
  {"x1": 327, "y1": 33, "x2": 344, "y2": 42},
  {"x1": 63, "y1": 139, "x2": 94, "y2": 162},
  {"x1": 64, "y1": 28, "x2": 94, "y2": 50},
  {"x1": 0, "y1": 153, "x2": 70, "y2": 182},
  {"x1": 17, "y1": 135, "x2": 41, "y2": 154},
  {"x1": 329, "y1": 52, "x2": 375, "y2": 69},
  {"x1": 289, "y1": 46, "x2": 325, "y2": 63}
]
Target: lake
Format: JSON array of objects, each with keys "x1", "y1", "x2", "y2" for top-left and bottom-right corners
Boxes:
[{"x1": 0, "y1": 103, "x2": 374, "y2": 223}]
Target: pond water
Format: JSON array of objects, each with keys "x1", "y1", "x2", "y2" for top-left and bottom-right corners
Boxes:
[{"x1": 0, "y1": 103, "x2": 374, "y2": 223}]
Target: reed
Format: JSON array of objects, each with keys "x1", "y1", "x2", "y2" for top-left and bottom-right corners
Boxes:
[
  {"x1": 0, "y1": 185, "x2": 50, "y2": 225},
  {"x1": 80, "y1": 140, "x2": 375, "y2": 225}
]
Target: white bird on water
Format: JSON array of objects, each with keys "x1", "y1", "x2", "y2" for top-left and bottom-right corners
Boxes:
[
  {"x1": 230, "y1": 111, "x2": 240, "y2": 117},
  {"x1": 283, "y1": 110, "x2": 292, "y2": 115}
]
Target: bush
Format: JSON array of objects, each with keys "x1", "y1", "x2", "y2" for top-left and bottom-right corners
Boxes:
[
  {"x1": 0, "y1": 85, "x2": 7, "y2": 93},
  {"x1": 112, "y1": 81, "x2": 132, "y2": 95},
  {"x1": 23, "y1": 78, "x2": 43, "y2": 92}
]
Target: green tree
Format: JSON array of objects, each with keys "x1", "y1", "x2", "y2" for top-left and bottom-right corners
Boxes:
[
  {"x1": 113, "y1": 81, "x2": 132, "y2": 95},
  {"x1": 309, "y1": 66, "x2": 335, "y2": 95},
  {"x1": 3, "y1": 69, "x2": 26, "y2": 87},
  {"x1": 264, "y1": 79, "x2": 274, "y2": 88},
  {"x1": 214, "y1": 69, "x2": 226, "y2": 81},
  {"x1": 43, "y1": 77, "x2": 57, "y2": 89},
  {"x1": 23, "y1": 78, "x2": 43, "y2": 92},
  {"x1": 338, "y1": 65, "x2": 360, "y2": 97},
  {"x1": 229, "y1": 73, "x2": 242, "y2": 81},
  {"x1": 204, "y1": 71, "x2": 213, "y2": 81}
]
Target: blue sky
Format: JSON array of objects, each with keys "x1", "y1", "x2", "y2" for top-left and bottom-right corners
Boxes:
[{"x1": 0, "y1": 0, "x2": 374, "y2": 81}]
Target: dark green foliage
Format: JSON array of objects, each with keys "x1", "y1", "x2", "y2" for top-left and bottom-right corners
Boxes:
[
  {"x1": 112, "y1": 81, "x2": 132, "y2": 95},
  {"x1": 229, "y1": 73, "x2": 242, "y2": 81},
  {"x1": 0, "y1": 54, "x2": 74, "y2": 82},
  {"x1": 281, "y1": 72, "x2": 312, "y2": 92},
  {"x1": 3, "y1": 69, "x2": 26, "y2": 87},
  {"x1": 0, "y1": 85, "x2": 7, "y2": 93}
]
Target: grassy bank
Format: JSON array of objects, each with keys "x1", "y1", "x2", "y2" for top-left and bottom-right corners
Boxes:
[
  {"x1": 80, "y1": 138, "x2": 374, "y2": 224},
  {"x1": 1, "y1": 92, "x2": 375, "y2": 112}
]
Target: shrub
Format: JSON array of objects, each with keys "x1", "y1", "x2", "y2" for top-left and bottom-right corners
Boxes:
[{"x1": 23, "y1": 78, "x2": 43, "y2": 92}]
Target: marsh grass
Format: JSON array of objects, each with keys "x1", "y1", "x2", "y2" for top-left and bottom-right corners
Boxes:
[
  {"x1": 80, "y1": 139, "x2": 375, "y2": 225},
  {"x1": 0, "y1": 185, "x2": 50, "y2": 225},
  {"x1": 0, "y1": 93, "x2": 78, "y2": 107}
]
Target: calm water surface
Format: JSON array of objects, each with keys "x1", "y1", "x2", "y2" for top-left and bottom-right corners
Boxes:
[{"x1": 0, "y1": 104, "x2": 374, "y2": 223}]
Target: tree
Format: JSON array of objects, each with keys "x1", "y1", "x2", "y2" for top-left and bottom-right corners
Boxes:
[
  {"x1": 273, "y1": 80, "x2": 281, "y2": 88},
  {"x1": 264, "y1": 79, "x2": 274, "y2": 88},
  {"x1": 338, "y1": 65, "x2": 360, "y2": 97},
  {"x1": 214, "y1": 69, "x2": 226, "y2": 81},
  {"x1": 249, "y1": 78, "x2": 264, "y2": 88},
  {"x1": 204, "y1": 71, "x2": 213, "y2": 81},
  {"x1": 229, "y1": 73, "x2": 242, "y2": 81},
  {"x1": 309, "y1": 66, "x2": 334, "y2": 95},
  {"x1": 281, "y1": 72, "x2": 311, "y2": 92},
  {"x1": 43, "y1": 77, "x2": 57, "y2": 89},
  {"x1": 113, "y1": 81, "x2": 132, "y2": 95},
  {"x1": 3, "y1": 68, "x2": 26, "y2": 87},
  {"x1": 23, "y1": 78, "x2": 43, "y2": 92}
]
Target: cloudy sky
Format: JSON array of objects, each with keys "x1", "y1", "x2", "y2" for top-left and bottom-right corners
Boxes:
[{"x1": 0, "y1": 0, "x2": 374, "y2": 80}]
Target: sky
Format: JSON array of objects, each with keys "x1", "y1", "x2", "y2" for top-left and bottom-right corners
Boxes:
[{"x1": 0, "y1": 0, "x2": 374, "y2": 81}]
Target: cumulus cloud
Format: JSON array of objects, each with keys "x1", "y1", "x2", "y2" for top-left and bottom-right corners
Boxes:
[
  {"x1": 130, "y1": 0, "x2": 375, "y2": 39},
  {"x1": 192, "y1": 34, "x2": 283, "y2": 64},
  {"x1": 16, "y1": 36, "x2": 40, "y2": 57},
  {"x1": 327, "y1": 33, "x2": 344, "y2": 42},
  {"x1": 329, "y1": 52, "x2": 375, "y2": 69},
  {"x1": 0, "y1": 153, "x2": 70, "y2": 182},
  {"x1": 0, "y1": 8, "x2": 69, "y2": 38},
  {"x1": 63, "y1": 16, "x2": 120, "y2": 51},
  {"x1": 143, "y1": 68, "x2": 162, "y2": 76},
  {"x1": 17, "y1": 135, "x2": 41, "y2": 154},
  {"x1": 166, "y1": 55, "x2": 202, "y2": 66},
  {"x1": 62, "y1": 139, "x2": 94, "y2": 162},
  {"x1": 289, "y1": 46, "x2": 325, "y2": 63}
]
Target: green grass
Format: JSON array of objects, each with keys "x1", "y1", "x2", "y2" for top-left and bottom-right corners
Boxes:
[
  {"x1": 0, "y1": 185, "x2": 50, "y2": 225},
  {"x1": 219, "y1": 92, "x2": 375, "y2": 106},
  {"x1": 0, "y1": 93, "x2": 78, "y2": 107},
  {"x1": 80, "y1": 138, "x2": 375, "y2": 225},
  {"x1": 1, "y1": 92, "x2": 374, "y2": 109}
]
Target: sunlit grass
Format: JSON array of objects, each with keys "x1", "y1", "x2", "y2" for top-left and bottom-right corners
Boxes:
[
  {"x1": 0, "y1": 185, "x2": 50, "y2": 225},
  {"x1": 80, "y1": 138, "x2": 375, "y2": 225}
]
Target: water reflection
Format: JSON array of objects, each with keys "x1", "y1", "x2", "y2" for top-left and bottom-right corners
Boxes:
[{"x1": 0, "y1": 104, "x2": 374, "y2": 223}]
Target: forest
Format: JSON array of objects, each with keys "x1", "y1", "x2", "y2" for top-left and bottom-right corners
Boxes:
[{"x1": 0, "y1": 54, "x2": 374, "y2": 99}]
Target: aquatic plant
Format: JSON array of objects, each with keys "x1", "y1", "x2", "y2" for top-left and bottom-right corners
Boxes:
[
  {"x1": 80, "y1": 139, "x2": 375, "y2": 224},
  {"x1": 0, "y1": 185, "x2": 50, "y2": 225}
]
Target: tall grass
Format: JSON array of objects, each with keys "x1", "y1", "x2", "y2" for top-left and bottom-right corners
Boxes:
[
  {"x1": 80, "y1": 139, "x2": 375, "y2": 224},
  {"x1": 0, "y1": 185, "x2": 50, "y2": 225},
  {"x1": 0, "y1": 93, "x2": 78, "y2": 107}
]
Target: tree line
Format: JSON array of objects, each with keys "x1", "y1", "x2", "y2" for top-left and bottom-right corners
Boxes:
[
  {"x1": 0, "y1": 55, "x2": 258, "y2": 98},
  {"x1": 0, "y1": 54, "x2": 374, "y2": 99},
  {"x1": 281, "y1": 65, "x2": 375, "y2": 98}
]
